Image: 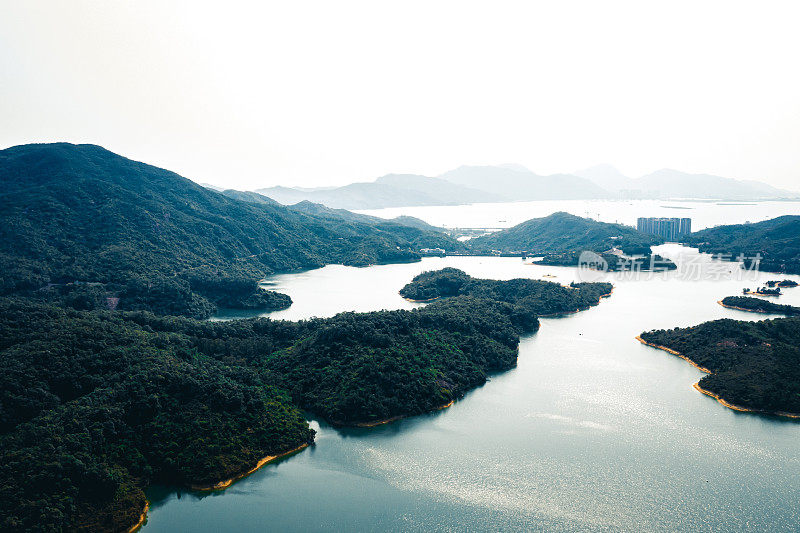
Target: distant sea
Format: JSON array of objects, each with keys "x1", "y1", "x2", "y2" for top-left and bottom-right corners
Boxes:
[{"x1": 357, "y1": 198, "x2": 800, "y2": 231}]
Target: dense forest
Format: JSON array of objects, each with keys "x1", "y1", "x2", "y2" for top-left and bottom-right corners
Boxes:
[
  {"x1": 0, "y1": 298, "x2": 314, "y2": 532},
  {"x1": 399, "y1": 268, "x2": 613, "y2": 315},
  {"x1": 0, "y1": 265, "x2": 613, "y2": 530},
  {"x1": 720, "y1": 296, "x2": 800, "y2": 316},
  {"x1": 639, "y1": 317, "x2": 800, "y2": 415},
  {"x1": 0, "y1": 143, "x2": 465, "y2": 318},
  {"x1": 683, "y1": 216, "x2": 800, "y2": 274},
  {"x1": 469, "y1": 212, "x2": 663, "y2": 255},
  {"x1": 0, "y1": 143, "x2": 629, "y2": 531}
]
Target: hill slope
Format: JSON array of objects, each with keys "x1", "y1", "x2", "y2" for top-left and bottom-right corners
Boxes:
[
  {"x1": 470, "y1": 212, "x2": 662, "y2": 255},
  {"x1": 640, "y1": 316, "x2": 800, "y2": 416},
  {"x1": 0, "y1": 143, "x2": 462, "y2": 317},
  {"x1": 684, "y1": 215, "x2": 800, "y2": 273}
]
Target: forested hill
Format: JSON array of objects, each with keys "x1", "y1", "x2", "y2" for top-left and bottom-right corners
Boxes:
[
  {"x1": 720, "y1": 296, "x2": 800, "y2": 316},
  {"x1": 639, "y1": 317, "x2": 800, "y2": 416},
  {"x1": 0, "y1": 143, "x2": 463, "y2": 317},
  {"x1": 470, "y1": 212, "x2": 662, "y2": 255},
  {"x1": 683, "y1": 215, "x2": 800, "y2": 274},
  {"x1": 0, "y1": 288, "x2": 543, "y2": 530},
  {"x1": 400, "y1": 268, "x2": 613, "y2": 315}
]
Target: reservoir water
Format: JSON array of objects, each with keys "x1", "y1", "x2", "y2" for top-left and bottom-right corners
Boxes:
[{"x1": 144, "y1": 202, "x2": 800, "y2": 532}]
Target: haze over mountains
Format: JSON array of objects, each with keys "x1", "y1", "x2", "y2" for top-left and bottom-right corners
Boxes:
[
  {"x1": 574, "y1": 165, "x2": 794, "y2": 200},
  {"x1": 245, "y1": 164, "x2": 797, "y2": 210}
]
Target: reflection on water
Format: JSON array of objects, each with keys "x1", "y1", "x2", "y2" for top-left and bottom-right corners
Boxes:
[{"x1": 146, "y1": 247, "x2": 800, "y2": 532}]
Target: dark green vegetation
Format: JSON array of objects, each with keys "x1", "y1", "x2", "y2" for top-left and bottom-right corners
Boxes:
[
  {"x1": 640, "y1": 317, "x2": 800, "y2": 415},
  {"x1": 0, "y1": 298, "x2": 314, "y2": 532},
  {"x1": 263, "y1": 297, "x2": 538, "y2": 425},
  {"x1": 399, "y1": 268, "x2": 613, "y2": 315},
  {"x1": 220, "y1": 192, "x2": 447, "y2": 235},
  {"x1": 0, "y1": 143, "x2": 463, "y2": 318},
  {"x1": 767, "y1": 279, "x2": 798, "y2": 288},
  {"x1": 0, "y1": 272, "x2": 611, "y2": 531},
  {"x1": 536, "y1": 251, "x2": 677, "y2": 271},
  {"x1": 684, "y1": 216, "x2": 800, "y2": 274},
  {"x1": 470, "y1": 212, "x2": 663, "y2": 256},
  {"x1": 0, "y1": 143, "x2": 627, "y2": 531},
  {"x1": 720, "y1": 296, "x2": 800, "y2": 316}
]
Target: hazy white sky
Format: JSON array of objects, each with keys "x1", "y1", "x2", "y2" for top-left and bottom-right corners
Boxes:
[{"x1": 1, "y1": 1, "x2": 799, "y2": 190}]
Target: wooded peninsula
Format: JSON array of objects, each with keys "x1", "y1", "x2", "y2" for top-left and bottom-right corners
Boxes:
[
  {"x1": 639, "y1": 317, "x2": 800, "y2": 417},
  {"x1": 0, "y1": 268, "x2": 611, "y2": 531}
]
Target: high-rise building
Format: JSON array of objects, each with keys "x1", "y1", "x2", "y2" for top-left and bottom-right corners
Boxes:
[{"x1": 637, "y1": 217, "x2": 692, "y2": 240}]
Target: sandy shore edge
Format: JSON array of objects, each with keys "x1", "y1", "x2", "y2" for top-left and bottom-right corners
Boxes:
[
  {"x1": 125, "y1": 501, "x2": 149, "y2": 533},
  {"x1": 189, "y1": 443, "x2": 310, "y2": 492},
  {"x1": 349, "y1": 400, "x2": 456, "y2": 428},
  {"x1": 717, "y1": 300, "x2": 774, "y2": 314},
  {"x1": 635, "y1": 335, "x2": 713, "y2": 373},
  {"x1": 637, "y1": 335, "x2": 800, "y2": 419},
  {"x1": 693, "y1": 382, "x2": 800, "y2": 419},
  {"x1": 402, "y1": 296, "x2": 441, "y2": 303},
  {"x1": 717, "y1": 299, "x2": 797, "y2": 315}
]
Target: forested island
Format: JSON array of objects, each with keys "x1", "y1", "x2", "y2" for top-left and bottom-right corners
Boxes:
[
  {"x1": 719, "y1": 296, "x2": 800, "y2": 316},
  {"x1": 639, "y1": 317, "x2": 800, "y2": 417},
  {"x1": 683, "y1": 215, "x2": 800, "y2": 274},
  {"x1": 399, "y1": 268, "x2": 613, "y2": 315}
]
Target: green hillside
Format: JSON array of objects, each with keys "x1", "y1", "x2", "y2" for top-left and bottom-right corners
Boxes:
[
  {"x1": 0, "y1": 143, "x2": 462, "y2": 317},
  {"x1": 470, "y1": 212, "x2": 662, "y2": 255},
  {"x1": 684, "y1": 216, "x2": 800, "y2": 274},
  {"x1": 640, "y1": 316, "x2": 800, "y2": 415}
]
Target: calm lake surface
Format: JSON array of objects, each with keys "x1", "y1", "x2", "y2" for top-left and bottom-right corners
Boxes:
[{"x1": 145, "y1": 202, "x2": 800, "y2": 532}]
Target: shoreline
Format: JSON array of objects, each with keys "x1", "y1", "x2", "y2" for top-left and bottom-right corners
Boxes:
[
  {"x1": 189, "y1": 443, "x2": 310, "y2": 491},
  {"x1": 126, "y1": 501, "x2": 149, "y2": 533},
  {"x1": 693, "y1": 382, "x2": 800, "y2": 419},
  {"x1": 717, "y1": 299, "x2": 797, "y2": 316},
  {"x1": 634, "y1": 335, "x2": 713, "y2": 373},
  {"x1": 402, "y1": 296, "x2": 441, "y2": 303},
  {"x1": 638, "y1": 335, "x2": 800, "y2": 419},
  {"x1": 347, "y1": 399, "x2": 456, "y2": 428},
  {"x1": 717, "y1": 300, "x2": 773, "y2": 314},
  {"x1": 742, "y1": 290, "x2": 780, "y2": 298}
]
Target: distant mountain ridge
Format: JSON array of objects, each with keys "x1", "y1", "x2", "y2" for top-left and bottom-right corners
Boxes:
[
  {"x1": 573, "y1": 165, "x2": 795, "y2": 200},
  {"x1": 635, "y1": 169, "x2": 793, "y2": 200},
  {"x1": 255, "y1": 174, "x2": 497, "y2": 210},
  {"x1": 245, "y1": 164, "x2": 796, "y2": 211},
  {"x1": 437, "y1": 165, "x2": 609, "y2": 201}
]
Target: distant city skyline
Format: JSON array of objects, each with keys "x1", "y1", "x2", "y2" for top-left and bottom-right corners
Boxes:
[{"x1": 2, "y1": 1, "x2": 799, "y2": 190}]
